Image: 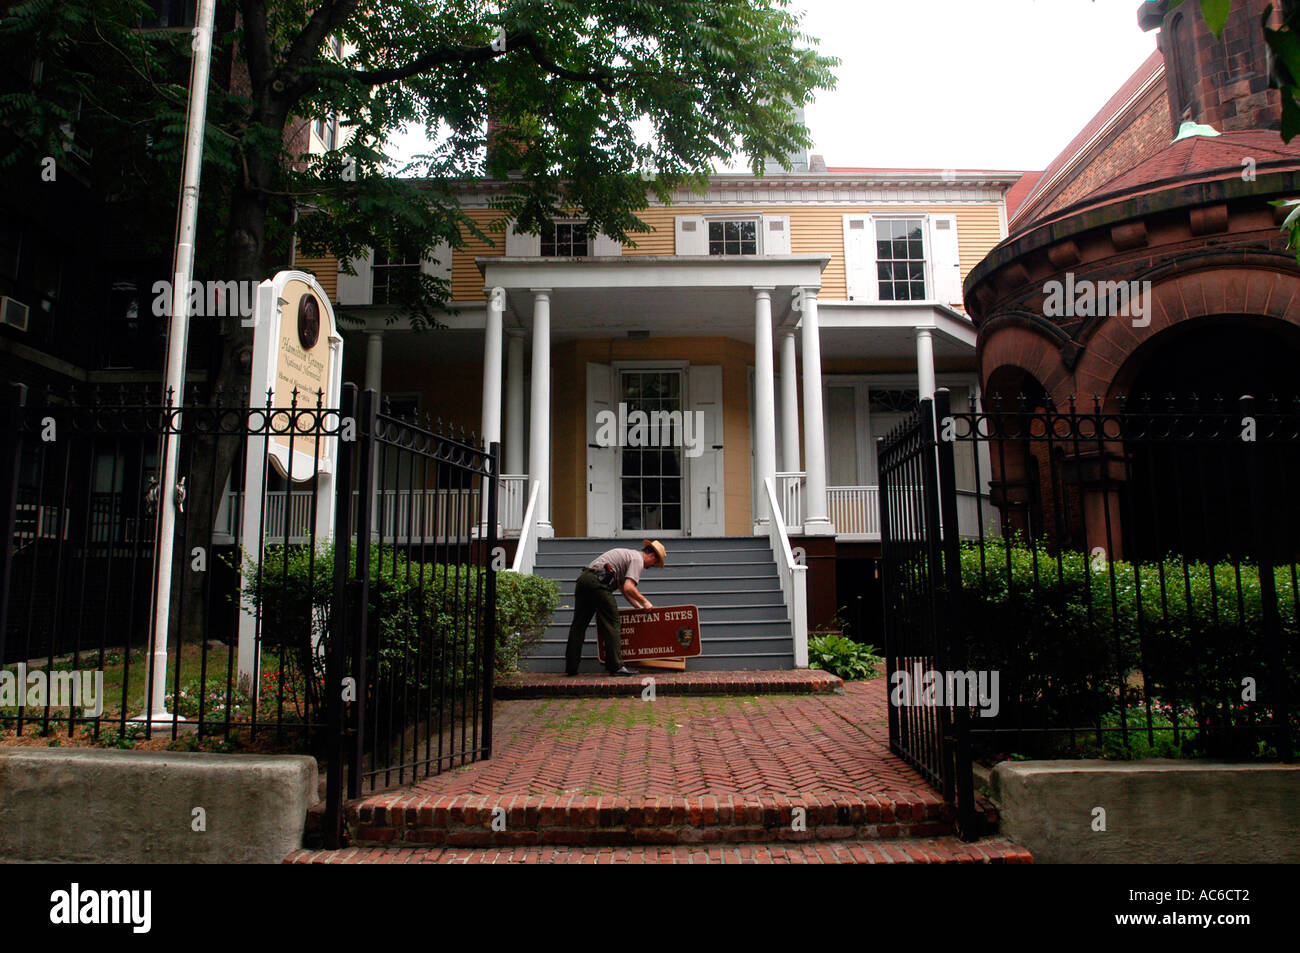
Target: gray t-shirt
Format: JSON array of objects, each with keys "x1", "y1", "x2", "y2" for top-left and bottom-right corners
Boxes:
[{"x1": 587, "y1": 548, "x2": 644, "y2": 588}]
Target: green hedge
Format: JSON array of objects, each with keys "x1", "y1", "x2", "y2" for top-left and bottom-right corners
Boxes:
[
  {"x1": 951, "y1": 537, "x2": 1299, "y2": 757},
  {"x1": 239, "y1": 542, "x2": 557, "y2": 729}
]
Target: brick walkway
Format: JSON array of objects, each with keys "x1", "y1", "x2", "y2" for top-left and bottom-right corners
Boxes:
[
  {"x1": 293, "y1": 676, "x2": 1028, "y2": 862},
  {"x1": 496, "y1": 668, "x2": 843, "y2": 698},
  {"x1": 409, "y1": 678, "x2": 924, "y2": 800}
]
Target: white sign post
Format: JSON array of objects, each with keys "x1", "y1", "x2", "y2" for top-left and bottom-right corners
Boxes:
[{"x1": 237, "y1": 271, "x2": 344, "y2": 696}]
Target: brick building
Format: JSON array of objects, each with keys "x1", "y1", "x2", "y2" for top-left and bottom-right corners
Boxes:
[{"x1": 965, "y1": 0, "x2": 1300, "y2": 558}]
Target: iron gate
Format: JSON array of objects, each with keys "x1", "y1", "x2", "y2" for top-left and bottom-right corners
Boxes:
[
  {"x1": 877, "y1": 390, "x2": 977, "y2": 839},
  {"x1": 325, "y1": 384, "x2": 499, "y2": 847}
]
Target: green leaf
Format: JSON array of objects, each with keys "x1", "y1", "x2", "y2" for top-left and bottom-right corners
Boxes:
[
  {"x1": 1282, "y1": 88, "x2": 1300, "y2": 142},
  {"x1": 1200, "y1": 0, "x2": 1231, "y2": 37}
]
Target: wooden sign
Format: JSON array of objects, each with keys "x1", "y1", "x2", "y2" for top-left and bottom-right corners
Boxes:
[{"x1": 597, "y1": 605, "x2": 702, "y2": 664}]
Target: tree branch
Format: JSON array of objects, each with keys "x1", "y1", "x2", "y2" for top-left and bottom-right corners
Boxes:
[{"x1": 347, "y1": 29, "x2": 614, "y2": 93}]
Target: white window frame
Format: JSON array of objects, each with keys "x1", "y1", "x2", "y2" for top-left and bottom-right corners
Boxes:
[
  {"x1": 705, "y1": 214, "x2": 763, "y2": 257},
  {"x1": 370, "y1": 247, "x2": 421, "y2": 305},
  {"x1": 540, "y1": 219, "x2": 591, "y2": 258},
  {"x1": 871, "y1": 214, "x2": 933, "y2": 303}
]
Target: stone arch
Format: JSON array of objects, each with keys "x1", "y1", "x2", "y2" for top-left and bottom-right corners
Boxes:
[
  {"x1": 976, "y1": 312, "x2": 1073, "y2": 408},
  {"x1": 1072, "y1": 266, "x2": 1300, "y2": 407}
]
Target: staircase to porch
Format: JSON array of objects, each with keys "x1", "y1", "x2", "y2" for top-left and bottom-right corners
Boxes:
[{"x1": 522, "y1": 537, "x2": 795, "y2": 672}]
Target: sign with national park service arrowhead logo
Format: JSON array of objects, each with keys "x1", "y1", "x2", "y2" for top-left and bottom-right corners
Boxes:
[{"x1": 597, "y1": 605, "x2": 702, "y2": 664}]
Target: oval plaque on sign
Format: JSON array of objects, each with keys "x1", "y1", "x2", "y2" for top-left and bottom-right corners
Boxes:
[{"x1": 297, "y1": 295, "x2": 320, "y2": 350}]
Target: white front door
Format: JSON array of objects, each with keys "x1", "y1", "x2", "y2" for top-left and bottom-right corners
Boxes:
[
  {"x1": 616, "y1": 368, "x2": 687, "y2": 537},
  {"x1": 688, "y1": 365, "x2": 725, "y2": 536}
]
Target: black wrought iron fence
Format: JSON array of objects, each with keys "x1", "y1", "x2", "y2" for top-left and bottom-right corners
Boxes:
[
  {"x1": 0, "y1": 383, "x2": 345, "y2": 749},
  {"x1": 879, "y1": 387, "x2": 1299, "y2": 838},
  {"x1": 323, "y1": 385, "x2": 498, "y2": 848}
]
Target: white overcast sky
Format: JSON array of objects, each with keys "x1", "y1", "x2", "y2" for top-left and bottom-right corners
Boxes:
[{"x1": 388, "y1": 0, "x2": 1159, "y2": 174}]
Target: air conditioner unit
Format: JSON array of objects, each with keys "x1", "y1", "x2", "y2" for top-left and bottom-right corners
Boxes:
[{"x1": 0, "y1": 296, "x2": 29, "y2": 331}]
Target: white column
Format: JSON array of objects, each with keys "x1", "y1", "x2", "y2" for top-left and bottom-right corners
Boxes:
[
  {"x1": 364, "y1": 330, "x2": 384, "y2": 396},
  {"x1": 916, "y1": 326, "x2": 937, "y2": 403},
  {"x1": 753, "y1": 288, "x2": 778, "y2": 532},
  {"x1": 480, "y1": 292, "x2": 504, "y2": 538},
  {"x1": 799, "y1": 288, "x2": 833, "y2": 535},
  {"x1": 505, "y1": 331, "x2": 525, "y2": 475},
  {"x1": 481, "y1": 290, "x2": 503, "y2": 447},
  {"x1": 528, "y1": 289, "x2": 554, "y2": 538},
  {"x1": 779, "y1": 330, "x2": 800, "y2": 473}
]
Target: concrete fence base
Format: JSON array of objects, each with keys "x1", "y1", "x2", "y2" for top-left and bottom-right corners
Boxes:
[
  {"x1": 0, "y1": 748, "x2": 319, "y2": 864},
  {"x1": 990, "y1": 760, "x2": 1300, "y2": 864}
]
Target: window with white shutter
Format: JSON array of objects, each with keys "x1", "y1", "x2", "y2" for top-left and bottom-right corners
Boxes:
[
  {"x1": 674, "y1": 215, "x2": 708, "y2": 255},
  {"x1": 842, "y1": 215, "x2": 874, "y2": 302},
  {"x1": 928, "y1": 214, "x2": 963, "y2": 305},
  {"x1": 765, "y1": 215, "x2": 792, "y2": 255},
  {"x1": 336, "y1": 248, "x2": 374, "y2": 306}
]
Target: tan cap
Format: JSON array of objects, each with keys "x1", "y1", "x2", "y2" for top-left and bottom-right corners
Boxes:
[{"x1": 642, "y1": 539, "x2": 667, "y2": 566}]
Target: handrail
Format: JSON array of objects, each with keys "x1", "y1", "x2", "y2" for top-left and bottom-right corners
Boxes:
[
  {"x1": 763, "y1": 476, "x2": 808, "y2": 668},
  {"x1": 510, "y1": 479, "x2": 542, "y2": 575}
]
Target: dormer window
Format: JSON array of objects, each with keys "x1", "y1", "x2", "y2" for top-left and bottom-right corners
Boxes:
[{"x1": 541, "y1": 222, "x2": 589, "y2": 257}]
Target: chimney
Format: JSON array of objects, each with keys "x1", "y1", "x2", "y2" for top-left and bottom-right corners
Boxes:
[
  {"x1": 1140, "y1": 0, "x2": 1284, "y2": 134},
  {"x1": 764, "y1": 104, "x2": 810, "y2": 175}
]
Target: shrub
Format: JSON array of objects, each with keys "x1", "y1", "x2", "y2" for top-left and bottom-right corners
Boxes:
[
  {"x1": 809, "y1": 634, "x2": 882, "y2": 680},
  {"x1": 953, "y1": 536, "x2": 1300, "y2": 757},
  {"x1": 239, "y1": 542, "x2": 557, "y2": 731}
]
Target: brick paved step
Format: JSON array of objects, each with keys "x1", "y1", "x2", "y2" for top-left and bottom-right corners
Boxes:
[
  {"x1": 285, "y1": 837, "x2": 1033, "y2": 864},
  {"x1": 496, "y1": 669, "x2": 843, "y2": 698},
  {"x1": 339, "y1": 792, "x2": 961, "y2": 848}
]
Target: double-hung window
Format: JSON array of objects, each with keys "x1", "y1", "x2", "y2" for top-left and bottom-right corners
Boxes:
[
  {"x1": 875, "y1": 218, "x2": 927, "y2": 301},
  {"x1": 541, "y1": 221, "x2": 589, "y2": 257},
  {"x1": 708, "y1": 219, "x2": 759, "y2": 256},
  {"x1": 371, "y1": 248, "x2": 420, "y2": 305}
]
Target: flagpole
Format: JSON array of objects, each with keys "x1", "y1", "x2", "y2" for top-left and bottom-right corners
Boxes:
[{"x1": 136, "y1": 0, "x2": 218, "y2": 723}]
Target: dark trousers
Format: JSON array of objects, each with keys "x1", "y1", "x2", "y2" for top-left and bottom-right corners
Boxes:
[{"x1": 566, "y1": 569, "x2": 622, "y2": 673}]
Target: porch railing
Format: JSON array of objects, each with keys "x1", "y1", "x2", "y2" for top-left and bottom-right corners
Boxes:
[
  {"x1": 762, "y1": 476, "x2": 808, "y2": 667},
  {"x1": 499, "y1": 473, "x2": 529, "y2": 537},
  {"x1": 215, "y1": 487, "x2": 478, "y2": 545},
  {"x1": 825, "y1": 485, "x2": 999, "y2": 541},
  {"x1": 828, "y1": 485, "x2": 880, "y2": 539},
  {"x1": 776, "y1": 472, "x2": 804, "y2": 533}
]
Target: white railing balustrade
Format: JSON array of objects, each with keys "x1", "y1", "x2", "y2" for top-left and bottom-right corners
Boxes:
[
  {"x1": 827, "y1": 486, "x2": 880, "y2": 539},
  {"x1": 499, "y1": 474, "x2": 529, "y2": 537},
  {"x1": 762, "y1": 477, "x2": 808, "y2": 668},
  {"x1": 775, "y1": 472, "x2": 804, "y2": 533},
  {"x1": 215, "y1": 487, "x2": 479, "y2": 545}
]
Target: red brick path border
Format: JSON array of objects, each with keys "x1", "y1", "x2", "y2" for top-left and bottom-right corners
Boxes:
[{"x1": 285, "y1": 838, "x2": 1033, "y2": 864}]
